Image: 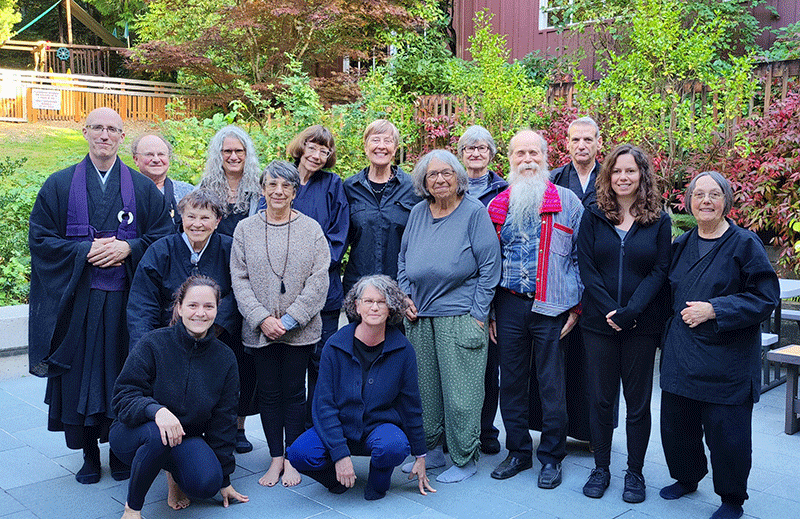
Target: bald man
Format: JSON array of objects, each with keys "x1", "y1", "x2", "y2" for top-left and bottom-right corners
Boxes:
[
  {"x1": 28, "y1": 107, "x2": 172, "y2": 485},
  {"x1": 131, "y1": 133, "x2": 194, "y2": 232}
]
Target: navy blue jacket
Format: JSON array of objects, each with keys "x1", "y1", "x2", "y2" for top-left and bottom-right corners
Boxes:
[
  {"x1": 312, "y1": 322, "x2": 426, "y2": 462},
  {"x1": 342, "y1": 166, "x2": 422, "y2": 296},
  {"x1": 660, "y1": 222, "x2": 779, "y2": 405},
  {"x1": 471, "y1": 170, "x2": 509, "y2": 207},
  {"x1": 578, "y1": 205, "x2": 671, "y2": 335},
  {"x1": 551, "y1": 160, "x2": 600, "y2": 208},
  {"x1": 259, "y1": 169, "x2": 349, "y2": 312}
]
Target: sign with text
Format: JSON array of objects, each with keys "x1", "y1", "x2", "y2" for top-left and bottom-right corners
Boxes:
[{"x1": 31, "y1": 89, "x2": 61, "y2": 110}]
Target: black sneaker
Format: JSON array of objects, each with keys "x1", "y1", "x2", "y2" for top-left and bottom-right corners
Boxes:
[
  {"x1": 583, "y1": 467, "x2": 610, "y2": 498},
  {"x1": 623, "y1": 470, "x2": 646, "y2": 503}
]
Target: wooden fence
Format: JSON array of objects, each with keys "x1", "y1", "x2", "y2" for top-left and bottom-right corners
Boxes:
[
  {"x1": 0, "y1": 69, "x2": 203, "y2": 123},
  {"x1": 414, "y1": 59, "x2": 800, "y2": 146}
]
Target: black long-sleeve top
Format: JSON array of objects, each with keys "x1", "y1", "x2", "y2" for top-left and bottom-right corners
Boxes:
[
  {"x1": 112, "y1": 322, "x2": 239, "y2": 486},
  {"x1": 577, "y1": 204, "x2": 672, "y2": 336}
]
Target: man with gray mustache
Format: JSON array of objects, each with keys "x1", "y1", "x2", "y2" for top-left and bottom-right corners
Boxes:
[{"x1": 487, "y1": 129, "x2": 584, "y2": 488}]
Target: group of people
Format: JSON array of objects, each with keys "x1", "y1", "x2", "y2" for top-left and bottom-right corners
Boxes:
[{"x1": 28, "y1": 107, "x2": 779, "y2": 519}]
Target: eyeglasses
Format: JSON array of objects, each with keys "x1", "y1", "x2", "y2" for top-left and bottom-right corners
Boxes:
[
  {"x1": 692, "y1": 191, "x2": 723, "y2": 202},
  {"x1": 85, "y1": 124, "x2": 123, "y2": 135},
  {"x1": 360, "y1": 298, "x2": 387, "y2": 308},
  {"x1": 426, "y1": 169, "x2": 455, "y2": 181},
  {"x1": 305, "y1": 142, "x2": 331, "y2": 159},
  {"x1": 136, "y1": 152, "x2": 169, "y2": 160},
  {"x1": 367, "y1": 135, "x2": 396, "y2": 146},
  {"x1": 463, "y1": 145, "x2": 489, "y2": 154},
  {"x1": 222, "y1": 148, "x2": 246, "y2": 157}
]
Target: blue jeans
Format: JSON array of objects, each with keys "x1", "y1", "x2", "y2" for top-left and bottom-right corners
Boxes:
[
  {"x1": 109, "y1": 421, "x2": 222, "y2": 511},
  {"x1": 287, "y1": 423, "x2": 410, "y2": 494}
]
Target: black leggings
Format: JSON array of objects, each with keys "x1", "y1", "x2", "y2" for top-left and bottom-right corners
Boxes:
[
  {"x1": 252, "y1": 342, "x2": 314, "y2": 457},
  {"x1": 109, "y1": 421, "x2": 222, "y2": 511},
  {"x1": 582, "y1": 330, "x2": 657, "y2": 474}
]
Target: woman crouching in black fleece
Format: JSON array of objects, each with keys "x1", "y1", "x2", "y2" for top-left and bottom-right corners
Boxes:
[{"x1": 110, "y1": 275, "x2": 248, "y2": 518}]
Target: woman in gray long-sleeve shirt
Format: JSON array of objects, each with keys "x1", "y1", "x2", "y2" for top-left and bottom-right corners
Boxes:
[{"x1": 397, "y1": 149, "x2": 500, "y2": 484}]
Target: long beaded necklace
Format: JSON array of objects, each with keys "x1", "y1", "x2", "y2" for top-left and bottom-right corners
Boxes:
[{"x1": 264, "y1": 213, "x2": 291, "y2": 294}]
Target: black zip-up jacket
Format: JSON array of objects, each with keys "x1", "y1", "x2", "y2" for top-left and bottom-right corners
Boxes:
[
  {"x1": 112, "y1": 322, "x2": 239, "y2": 486},
  {"x1": 577, "y1": 204, "x2": 671, "y2": 336}
]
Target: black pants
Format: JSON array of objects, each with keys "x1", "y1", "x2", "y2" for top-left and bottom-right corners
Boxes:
[
  {"x1": 495, "y1": 289, "x2": 567, "y2": 465},
  {"x1": 661, "y1": 390, "x2": 753, "y2": 506},
  {"x1": 252, "y1": 342, "x2": 313, "y2": 457},
  {"x1": 306, "y1": 309, "x2": 340, "y2": 428},
  {"x1": 481, "y1": 336, "x2": 500, "y2": 441},
  {"x1": 582, "y1": 330, "x2": 657, "y2": 473},
  {"x1": 110, "y1": 421, "x2": 222, "y2": 511}
]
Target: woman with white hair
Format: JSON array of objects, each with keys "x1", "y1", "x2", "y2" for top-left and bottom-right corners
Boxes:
[{"x1": 397, "y1": 149, "x2": 500, "y2": 483}]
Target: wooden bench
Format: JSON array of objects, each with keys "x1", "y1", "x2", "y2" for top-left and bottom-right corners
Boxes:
[{"x1": 766, "y1": 344, "x2": 800, "y2": 435}]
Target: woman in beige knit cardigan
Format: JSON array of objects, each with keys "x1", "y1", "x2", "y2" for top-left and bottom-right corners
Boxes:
[{"x1": 231, "y1": 160, "x2": 330, "y2": 488}]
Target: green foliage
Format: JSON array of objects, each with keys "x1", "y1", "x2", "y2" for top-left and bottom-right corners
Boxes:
[
  {"x1": 0, "y1": 0, "x2": 21, "y2": 43},
  {"x1": 0, "y1": 157, "x2": 41, "y2": 305},
  {"x1": 448, "y1": 10, "x2": 547, "y2": 161},
  {"x1": 389, "y1": 38, "x2": 459, "y2": 99},
  {"x1": 573, "y1": 0, "x2": 756, "y2": 198},
  {"x1": 764, "y1": 22, "x2": 800, "y2": 61}
]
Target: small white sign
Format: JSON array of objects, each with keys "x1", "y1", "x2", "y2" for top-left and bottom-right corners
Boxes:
[{"x1": 31, "y1": 89, "x2": 61, "y2": 110}]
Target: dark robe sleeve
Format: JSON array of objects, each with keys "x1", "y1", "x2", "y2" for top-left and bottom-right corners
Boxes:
[
  {"x1": 326, "y1": 177, "x2": 350, "y2": 267},
  {"x1": 28, "y1": 168, "x2": 93, "y2": 374},
  {"x1": 127, "y1": 172, "x2": 173, "y2": 269},
  {"x1": 127, "y1": 238, "x2": 171, "y2": 349},
  {"x1": 710, "y1": 232, "x2": 780, "y2": 334}
]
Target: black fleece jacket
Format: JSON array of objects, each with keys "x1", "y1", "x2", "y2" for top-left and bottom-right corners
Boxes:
[
  {"x1": 577, "y1": 204, "x2": 671, "y2": 336},
  {"x1": 112, "y1": 322, "x2": 239, "y2": 486}
]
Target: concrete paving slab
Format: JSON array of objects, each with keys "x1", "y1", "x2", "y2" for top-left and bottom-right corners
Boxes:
[
  {"x1": 0, "y1": 429, "x2": 25, "y2": 452},
  {"x1": 6, "y1": 475, "x2": 124, "y2": 519},
  {"x1": 0, "y1": 446, "x2": 71, "y2": 490},
  {"x1": 0, "y1": 490, "x2": 26, "y2": 516}
]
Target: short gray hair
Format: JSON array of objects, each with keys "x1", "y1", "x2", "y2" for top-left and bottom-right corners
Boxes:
[
  {"x1": 411, "y1": 149, "x2": 469, "y2": 200},
  {"x1": 568, "y1": 116, "x2": 600, "y2": 139},
  {"x1": 343, "y1": 275, "x2": 408, "y2": 326},
  {"x1": 177, "y1": 189, "x2": 225, "y2": 219},
  {"x1": 260, "y1": 160, "x2": 301, "y2": 191},
  {"x1": 457, "y1": 125, "x2": 497, "y2": 159},
  {"x1": 685, "y1": 171, "x2": 734, "y2": 217}
]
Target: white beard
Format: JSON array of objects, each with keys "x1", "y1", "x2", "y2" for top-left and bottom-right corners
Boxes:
[{"x1": 508, "y1": 163, "x2": 550, "y2": 236}]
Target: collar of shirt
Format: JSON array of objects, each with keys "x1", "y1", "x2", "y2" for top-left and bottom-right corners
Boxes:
[{"x1": 181, "y1": 232, "x2": 212, "y2": 265}]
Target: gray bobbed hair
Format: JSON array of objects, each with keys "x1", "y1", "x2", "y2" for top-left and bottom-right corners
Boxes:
[
  {"x1": 412, "y1": 149, "x2": 469, "y2": 200},
  {"x1": 457, "y1": 125, "x2": 497, "y2": 159},
  {"x1": 343, "y1": 275, "x2": 408, "y2": 326},
  {"x1": 685, "y1": 171, "x2": 734, "y2": 217}
]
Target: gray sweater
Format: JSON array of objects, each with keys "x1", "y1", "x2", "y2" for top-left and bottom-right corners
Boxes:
[
  {"x1": 398, "y1": 195, "x2": 500, "y2": 321},
  {"x1": 231, "y1": 211, "x2": 330, "y2": 348}
]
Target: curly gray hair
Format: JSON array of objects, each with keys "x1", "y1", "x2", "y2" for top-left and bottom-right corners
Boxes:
[
  {"x1": 411, "y1": 149, "x2": 469, "y2": 201},
  {"x1": 198, "y1": 125, "x2": 262, "y2": 215},
  {"x1": 343, "y1": 275, "x2": 408, "y2": 326}
]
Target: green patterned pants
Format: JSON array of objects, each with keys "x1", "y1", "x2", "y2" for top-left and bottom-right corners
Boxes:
[{"x1": 405, "y1": 314, "x2": 488, "y2": 467}]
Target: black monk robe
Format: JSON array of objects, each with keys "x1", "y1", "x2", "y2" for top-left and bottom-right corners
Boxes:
[
  {"x1": 28, "y1": 156, "x2": 171, "y2": 443},
  {"x1": 660, "y1": 221, "x2": 779, "y2": 405}
]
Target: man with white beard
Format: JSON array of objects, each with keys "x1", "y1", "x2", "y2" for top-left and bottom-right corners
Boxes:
[{"x1": 487, "y1": 129, "x2": 583, "y2": 488}]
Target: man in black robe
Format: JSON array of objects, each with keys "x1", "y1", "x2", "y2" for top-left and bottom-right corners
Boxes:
[{"x1": 28, "y1": 107, "x2": 172, "y2": 484}]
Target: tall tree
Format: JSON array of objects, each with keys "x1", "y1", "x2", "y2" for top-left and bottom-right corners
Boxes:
[
  {"x1": 1, "y1": 0, "x2": 22, "y2": 43},
  {"x1": 127, "y1": 0, "x2": 429, "y2": 93}
]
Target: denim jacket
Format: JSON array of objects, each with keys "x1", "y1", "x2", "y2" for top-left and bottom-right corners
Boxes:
[{"x1": 489, "y1": 182, "x2": 584, "y2": 316}]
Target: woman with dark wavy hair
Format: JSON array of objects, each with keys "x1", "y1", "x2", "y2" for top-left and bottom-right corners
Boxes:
[
  {"x1": 577, "y1": 144, "x2": 671, "y2": 503},
  {"x1": 288, "y1": 275, "x2": 434, "y2": 500}
]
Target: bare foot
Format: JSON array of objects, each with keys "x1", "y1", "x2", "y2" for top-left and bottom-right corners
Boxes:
[
  {"x1": 259, "y1": 456, "x2": 284, "y2": 487},
  {"x1": 166, "y1": 471, "x2": 191, "y2": 510},
  {"x1": 121, "y1": 503, "x2": 142, "y2": 519},
  {"x1": 281, "y1": 459, "x2": 302, "y2": 487}
]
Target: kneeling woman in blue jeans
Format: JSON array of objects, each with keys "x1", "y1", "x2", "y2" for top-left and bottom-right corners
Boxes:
[
  {"x1": 111, "y1": 275, "x2": 248, "y2": 519},
  {"x1": 288, "y1": 275, "x2": 435, "y2": 500}
]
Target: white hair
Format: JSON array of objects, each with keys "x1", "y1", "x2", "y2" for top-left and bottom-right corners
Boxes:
[{"x1": 507, "y1": 162, "x2": 550, "y2": 236}]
